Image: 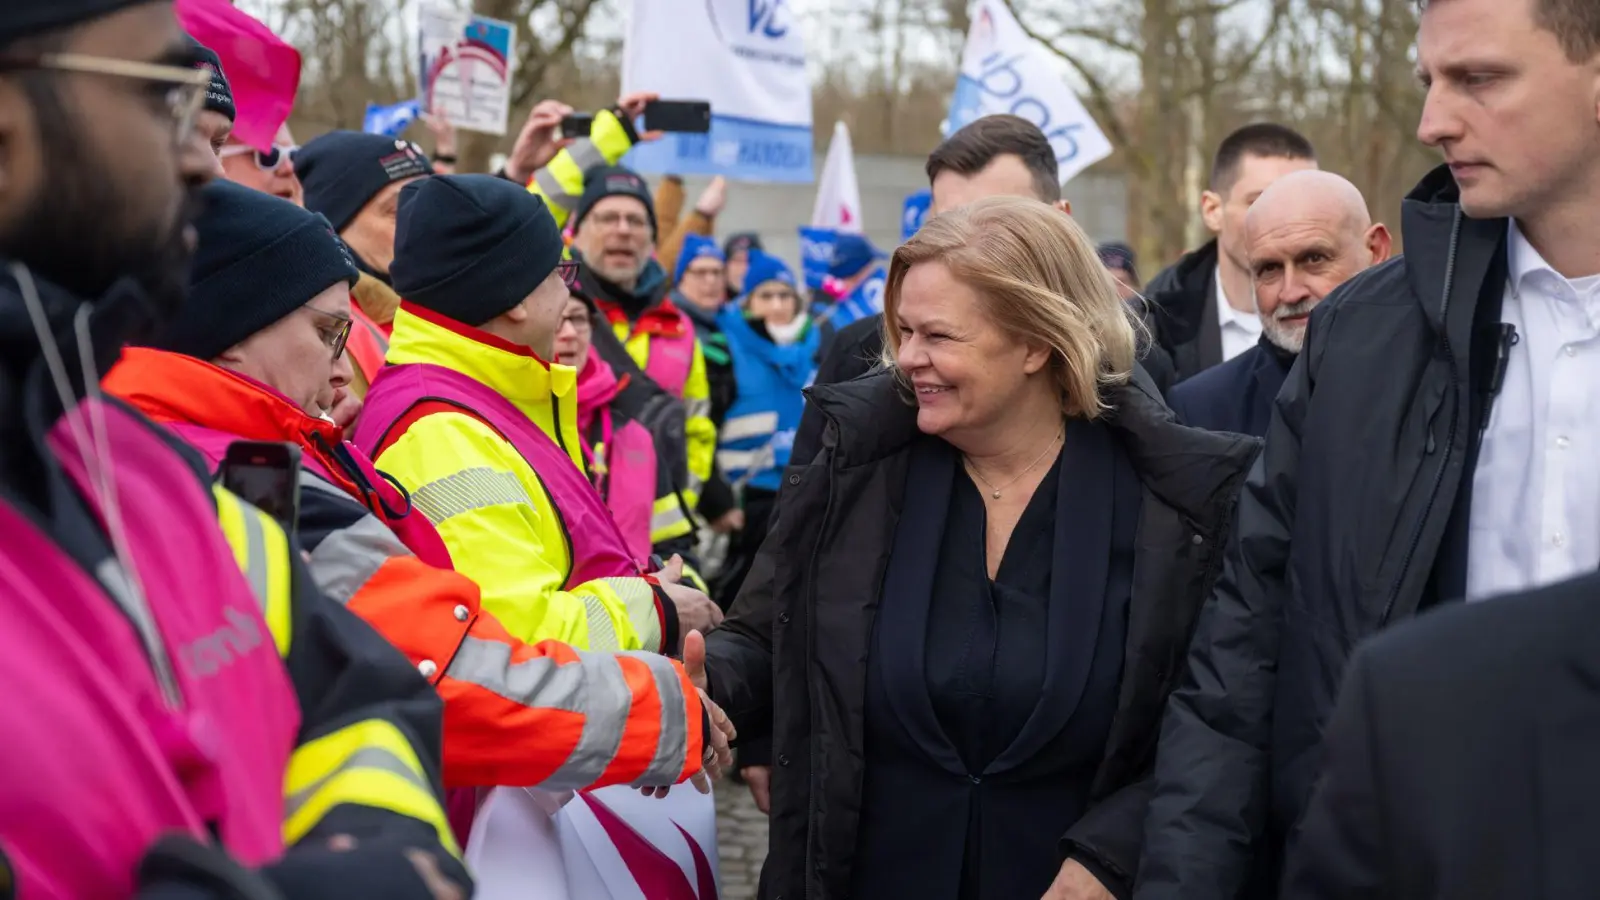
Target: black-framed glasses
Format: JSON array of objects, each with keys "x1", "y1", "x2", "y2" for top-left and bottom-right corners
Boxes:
[
  {"x1": 307, "y1": 306, "x2": 353, "y2": 361},
  {"x1": 0, "y1": 52, "x2": 209, "y2": 143},
  {"x1": 557, "y1": 260, "x2": 580, "y2": 289},
  {"x1": 220, "y1": 142, "x2": 298, "y2": 171}
]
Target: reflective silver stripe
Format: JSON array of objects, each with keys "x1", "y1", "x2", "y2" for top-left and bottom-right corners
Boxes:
[
  {"x1": 234, "y1": 501, "x2": 272, "y2": 610},
  {"x1": 720, "y1": 411, "x2": 779, "y2": 444},
  {"x1": 541, "y1": 652, "x2": 635, "y2": 788},
  {"x1": 446, "y1": 635, "x2": 590, "y2": 713},
  {"x1": 579, "y1": 590, "x2": 623, "y2": 652},
  {"x1": 308, "y1": 515, "x2": 410, "y2": 604},
  {"x1": 651, "y1": 504, "x2": 689, "y2": 536},
  {"x1": 684, "y1": 398, "x2": 713, "y2": 421},
  {"x1": 283, "y1": 745, "x2": 424, "y2": 821},
  {"x1": 410, "y1": 467, "x2": 532, "y2": 525},
  {"x1": 596, "y1": 576, "x2": 661, "y2": 652},
  {"x1": 567, "y1": 140, "x2": 606, "y2": 176},
  {"x1": 634, "y1": 651, "x2": 691, "y2": 784},
  {"x1": 533, "y1": 168, "x2": 577, "y2": 205}
]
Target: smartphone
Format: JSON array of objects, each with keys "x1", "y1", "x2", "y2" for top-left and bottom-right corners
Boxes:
[
  {"x1": 642, "y1": 100, "x2": 712, "y2": 134},
  {"x1": 558, "y1": 112, "x2": 595, "y2": 140},
  {"x1": 219, "y1": 441, "x2": 302, "y2": 536}
]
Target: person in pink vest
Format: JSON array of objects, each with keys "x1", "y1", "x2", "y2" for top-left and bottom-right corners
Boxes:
[
  {"x1": 0, "y1": 3, "x2": 465, "y2": 898},
  {"x1": 555, "y1": 290, "x2": 701, "y2": 568},
  {"x1": 351, "y1": 173, "x2": 723, "y2": 657}
]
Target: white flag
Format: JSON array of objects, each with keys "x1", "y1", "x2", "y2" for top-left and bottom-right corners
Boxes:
[
  {"x1": 811, "y1": 121, "x2": 862, "y2": 232},
  {"x1": 947, "y1": 0, "x2": 1114, "y2": 184}
]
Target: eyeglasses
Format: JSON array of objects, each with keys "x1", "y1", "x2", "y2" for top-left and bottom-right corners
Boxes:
[
  {"x1": 558, "y1": 311, "x2": 593, "y2": 333},
  {"x1": 684, "y1": 266, "x2": 725, "y2": 281},
  {"x1": 589, "y1": 210, "x2": 651, "y2": 232},
  {"x1": 557, "y1": 260, "x2": 580, "y2": 289},
  {"x1": 307, "y1": 306, "x2": 353, "y2": 361},
  {"x1": 220, "y1": 143, "x2": 298, "y2": 171},
  {"x1": 0, "y1": 52, "x2": 209, "y2": 143}
]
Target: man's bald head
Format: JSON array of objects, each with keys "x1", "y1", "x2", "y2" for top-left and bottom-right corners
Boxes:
[{"x1": 1245, "y1": 169, "x2": 1392, "y2": 354}]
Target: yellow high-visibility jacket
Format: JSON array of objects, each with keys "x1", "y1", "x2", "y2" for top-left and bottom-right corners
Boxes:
[
  {"x1": 526, "y1": 109, "x2": 638, "y2": 230},
  {"x1": 363, "y1": 305, "x2": 674, "y2": 654},
  {"x1": 212, "y1": 487, "x2": 461, "y2": 860}
]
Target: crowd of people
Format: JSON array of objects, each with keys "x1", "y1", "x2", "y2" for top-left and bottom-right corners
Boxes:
[{"x1": 1, "y1": 0, "x2": 1598, "y2": 897}]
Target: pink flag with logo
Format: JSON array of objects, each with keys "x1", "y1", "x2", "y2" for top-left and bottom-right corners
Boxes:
[{"x1": 176, "y1": 0, "x2": 301, "y2": 152}]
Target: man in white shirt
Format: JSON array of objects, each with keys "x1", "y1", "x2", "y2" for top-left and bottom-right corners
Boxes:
[
  {"x1": 1142, "y1": 123, "x2": 1318, "y2": 381},
  {"x1": 1140, "y1": 0, "x2": 1600, "y2": 895}
]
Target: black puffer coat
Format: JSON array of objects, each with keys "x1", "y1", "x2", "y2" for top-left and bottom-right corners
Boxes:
[{"x1": 703, "y1": 368, "x2": 1258, "y2": 899}]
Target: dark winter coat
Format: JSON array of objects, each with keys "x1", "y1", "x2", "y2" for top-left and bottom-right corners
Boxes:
[
  {"x1": 702, "y1": 368, "x2": 1258, "y2": 900},
  {"x1": 1142, "y1": 239, "x2": 1223, "y2": 382},
  {"x1": 1138, "y1": 164, "x2": 1515, "y2": 899}
]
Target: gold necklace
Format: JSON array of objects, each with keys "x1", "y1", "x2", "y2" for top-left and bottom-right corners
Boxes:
[{"x1": 964, "y1": 427, "x2": 1064, "y2": 500}]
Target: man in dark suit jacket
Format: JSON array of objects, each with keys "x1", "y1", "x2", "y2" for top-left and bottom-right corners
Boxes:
[
  {"x1": 1282, "y1": 570, "x2": 1600, "y2": 900},
  {"x1": 1168, "y1": 169, "x2": 1391, "y2": 436}
]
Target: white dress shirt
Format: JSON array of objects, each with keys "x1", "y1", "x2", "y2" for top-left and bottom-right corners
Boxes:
[
  {"x1": 1465, "y1": 221, "x2": 1600, "y2": 602},
  {"x1": 1215, "y1": 266, "x2": 1262, "y2": 362}
]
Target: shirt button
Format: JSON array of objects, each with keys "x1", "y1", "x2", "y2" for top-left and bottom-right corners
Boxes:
[
  {"x1": 418, "y1": 659, "x2": 438, "y2": 678},
  {"x1": 1556, "y1": 435, "x2": 1571, "y2": 450},
  {"x1": 1191, "y1": 534, "x2": 1204, "y2": 546},
  {"x1": 453, "y1": 604, "x2": 471, "y2": 622},
  {"x1": 1565, "y1": 345, "x2": 1578, "y2": 357},
  {"x1": 1552, "y1": 533, "x2": 1568, "y2": 548}
]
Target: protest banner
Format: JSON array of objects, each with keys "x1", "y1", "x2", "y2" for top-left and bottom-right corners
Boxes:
[
  {"x1": 623, "y1": 0, "x2": 813, "y2": 182},
  {"x1": 418, "y1": 3, "x2": 516, "y2": 136},
  {"x1": 948, "y1": 0, "x2": 1113, "y2": 184}
]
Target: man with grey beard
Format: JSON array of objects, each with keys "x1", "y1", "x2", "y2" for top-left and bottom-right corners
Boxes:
[{"x1": 1168, "y1": 170, "x2": 1392, "y2": 436}]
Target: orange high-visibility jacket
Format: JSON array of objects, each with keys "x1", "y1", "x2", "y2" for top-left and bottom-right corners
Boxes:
[{"x1": 105, "y1": 348, "x2": 705, "y2": 790}]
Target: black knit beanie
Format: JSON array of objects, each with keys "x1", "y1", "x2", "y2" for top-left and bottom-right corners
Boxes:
[
  {"x1": 187, "y1": 37, "x2": 235, "y2": 122},
  {"x1": 391, "y1": 174, "x2": 564, "y2": 328},
  {"x1": 0, "y1": 0, "x2": 147, "y2": 45},
  {"x1": 295, "y1": 131, "x2": 433, "y2": 233},
  {"x1": 572, "y1": 165, "x2": 657, "y2": 237},
  {"x1": 154, "y1": 180, "x2": 359, "y2": 360}
]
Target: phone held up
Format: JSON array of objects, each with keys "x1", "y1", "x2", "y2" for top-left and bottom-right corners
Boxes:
[
  {"x1": 558, "y1": 100, "x2": 712, "y2": 139},
  {"x1": 219, "y1": 441, "x2": 303, "y2": 538}
]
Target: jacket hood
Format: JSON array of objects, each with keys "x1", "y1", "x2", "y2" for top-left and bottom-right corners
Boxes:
[{"x1": 807, "y1": 366, "x2": 1259, "y2": 525}]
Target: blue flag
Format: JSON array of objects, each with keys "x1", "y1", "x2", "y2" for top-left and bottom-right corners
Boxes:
[
  {"x1": 364, "y1": 99, "x2": 422, "y2": 137},
  {"x1": 902, "y1": 189, "x2": 931, "y2": 241},
  {"x1": 828, "y1": 268, "x2": 886, "y2": 330}
]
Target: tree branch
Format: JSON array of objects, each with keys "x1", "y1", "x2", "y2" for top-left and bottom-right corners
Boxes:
[{"x1": 1003, "y1": 0, "x2": 1140, "y2": 166}]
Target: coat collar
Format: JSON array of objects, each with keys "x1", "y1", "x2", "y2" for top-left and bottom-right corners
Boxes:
[
  {"x1": 807, "y1": 367, "x2": 1259, "y2": 527},
  {"x1": 385, "y1": 302, "x2": 577, "y2": 426}
]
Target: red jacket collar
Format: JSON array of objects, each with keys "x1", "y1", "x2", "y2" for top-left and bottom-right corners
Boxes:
[
  {"x1": 596, "y1": 296, "x2": 688, "y2": 338},
  {"x1": 104, "y1": 348, "x2": 350, "y2": 475}
]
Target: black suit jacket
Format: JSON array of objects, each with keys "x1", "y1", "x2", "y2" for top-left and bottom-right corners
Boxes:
[
  {"x1": 1282, "y1": 571, "x2": 1600, "y2": 900},
  {"x1": 1165, "y1": 338, "x2": 1295, "y2": 438}
]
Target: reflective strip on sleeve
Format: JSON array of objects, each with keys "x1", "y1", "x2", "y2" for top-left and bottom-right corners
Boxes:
[
  {"x1": 579, "y1": 590, "x2": 623, "y2": 652},
  {"x1": 629, "y1": 651, "x2": 691, "y2": 785},
  {"x1": 213, "y1": 486, "x2": 293, "y2": 657},
  {"x1": 593, "y1": 577, "x2": 662, "y2": 652},
  {"x1": 307, "y1": 516, "x2": 411, "y2": 605},
  {"x1": 532, "y1": 167, "x2": 576, "y2": 208},
  {"x1": 719, "y1": 411, "x2": 780, "y2": 444},
  {"x1": 538, "y1": 651, "x2": 634, "y2": 788},
  {"x1": 717, "y1": 447, "x2": 772, "y2": 474},
  {"x1": 684, "y1": 398, "x2": 713, "y2": 421},
  {"x1": 409, "y1": 466, "x2": 533, "y2": 525},
  {"x1": 649, "y1": 496, "x2": 691, "y2": 543},
  {"x1": 283, "y1": 718, "x2": 459, "y2": 856},
  {"x1": 567, "y1": 141, "x2": 606, "y2": 177}
]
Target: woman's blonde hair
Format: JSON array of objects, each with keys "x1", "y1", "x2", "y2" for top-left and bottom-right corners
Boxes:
[{"x1": 882, "y1": 195, "x2": 1140, "y2": 419}]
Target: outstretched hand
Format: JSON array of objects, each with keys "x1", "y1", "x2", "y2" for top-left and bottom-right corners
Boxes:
[{"x1": 639, "y1": 638, "x2": 734, "y2": 799}]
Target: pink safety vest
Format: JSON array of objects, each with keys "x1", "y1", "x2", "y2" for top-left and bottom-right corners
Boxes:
[
  {"x1": 165, "y1": 421, "x2": 454, "y2": 570},
  {"x1": 635, "y1": 304, "x2": 697, "y2": 400},
  {"x1": 350, "y1": 362, "x2": 642, "y2": 584},
  {"x1": 0, "y1": 401, "x2": 299, "y2": 899},
  {"x1": 577, "y1": 350, "x2": 658, "y2": 562}
]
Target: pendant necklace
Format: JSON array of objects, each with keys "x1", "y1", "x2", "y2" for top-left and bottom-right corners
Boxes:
[{"x1": 965, "y1": 427, "x2": 1063, "y2": 500}]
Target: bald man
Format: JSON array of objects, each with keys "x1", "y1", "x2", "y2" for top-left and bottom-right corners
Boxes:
[{"x1": 1167, "y1": 170, "x2": 1391, "y2": 436}]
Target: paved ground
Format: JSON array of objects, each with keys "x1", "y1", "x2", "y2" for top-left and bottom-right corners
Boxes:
[{"x1": 715, "y1": 781, "x2": 770, "y2": 900}]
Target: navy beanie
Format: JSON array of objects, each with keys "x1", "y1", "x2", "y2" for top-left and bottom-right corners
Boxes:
[
  {"x1": 391, "y1": 174, "x2": 564, "y2": 328},
  {"x1": 1097, "y1": 241, "x2": 1138, "y2": 283},
  {"x1": 296, "y1": 131, "x2": 433, "y2": 233},
  {"x1": 187, "y1": 37, "x2": 235, "y2": 122},
  {"x1": 723, "y1": 232, "x2": 763, "y2": 259},
  {"x1": 0, "y1": 0, "x2": 147, "y2": 45},
  {"x1": 155, "y1": 180, "x2": 359, "y2": 361},
  {"x1": 572, "y1": 165, "x2": 657, "y2": 237}
]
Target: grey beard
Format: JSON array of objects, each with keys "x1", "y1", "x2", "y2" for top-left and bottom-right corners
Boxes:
[{"x1": 1260, "y1": 298, "x2": 1318, "y2": 354}]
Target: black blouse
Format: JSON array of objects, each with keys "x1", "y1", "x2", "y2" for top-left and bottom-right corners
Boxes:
[{"x1": 926, "y1": 447, "x2": 1062, "y2": 775}]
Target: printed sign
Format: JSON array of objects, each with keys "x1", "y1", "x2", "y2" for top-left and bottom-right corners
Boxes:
[{"x1": 418, "y1": 3, "x2": 516, "y2": 136}]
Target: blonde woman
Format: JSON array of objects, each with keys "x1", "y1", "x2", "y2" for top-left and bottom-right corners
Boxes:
[{"x1": 699, "y1": 196, "x2": 1260, "y2": 900}]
